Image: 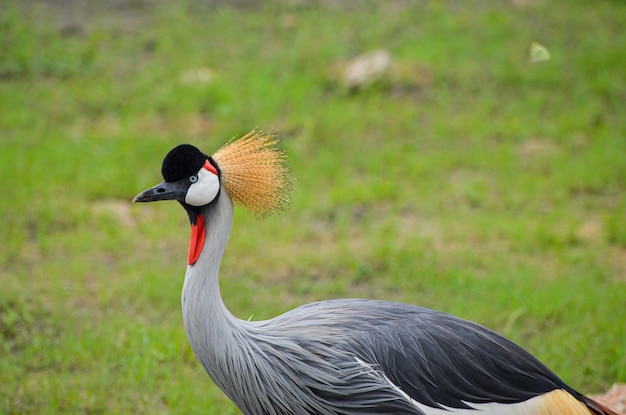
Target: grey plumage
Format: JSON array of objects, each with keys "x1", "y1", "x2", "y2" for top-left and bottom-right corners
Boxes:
[
  {"x1": 180, "y1": 192, "x2": 574, "y2": 415},
  {"x1": 134, "y1": 138, "x2": 615, "y2": 415}
]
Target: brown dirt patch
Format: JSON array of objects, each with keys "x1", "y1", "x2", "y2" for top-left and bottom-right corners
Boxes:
[{"x1": 591, "y1": 383, "x2": 626, "y2": 415}]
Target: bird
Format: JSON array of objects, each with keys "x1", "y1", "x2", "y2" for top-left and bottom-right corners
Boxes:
[{"x1": 133, "y1": 130, "x2": 616, "y2": 415}]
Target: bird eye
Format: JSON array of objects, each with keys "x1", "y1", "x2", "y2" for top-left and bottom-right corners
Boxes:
[{"x1": 189, "y1": 175, "x2": 198, "y2": 183}]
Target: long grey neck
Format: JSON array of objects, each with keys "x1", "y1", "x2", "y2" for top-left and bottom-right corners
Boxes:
[
  {"x1": 178, "y1": 193, "x2": 370, "y2": 415},
  {"x1": 181, "y1": 192, "x2": 245, "y2": 389}
]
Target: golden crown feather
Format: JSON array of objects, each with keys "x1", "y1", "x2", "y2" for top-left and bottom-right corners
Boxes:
[{"x1": 212, "y1": 130, "x2": 292, "y2": 216}]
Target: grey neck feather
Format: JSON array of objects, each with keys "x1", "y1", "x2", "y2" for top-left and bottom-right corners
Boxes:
[
  {"x1": 179, "y1": 192, "x2": 405, "y2": 415},
  {"x1": 181, "y1": 192, "x2": 242, "y2": 393}
]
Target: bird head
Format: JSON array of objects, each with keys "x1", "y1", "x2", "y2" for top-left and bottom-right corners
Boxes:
[
  {"x1": 133, "y1": 129, "x2": 292, "y2": 220},
  {"x1": 133, "y1": 130, "x2": 291, "y2": 265},
  {"x1": 133, "y1": 143, "x2": 221, "y2": 223}
]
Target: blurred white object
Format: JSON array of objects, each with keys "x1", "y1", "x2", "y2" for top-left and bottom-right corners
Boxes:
[
  {"x1": 179, "y1": 67, "x2": 214, "y2": 84},
  {"x1": 341, "y1": 49, "x2": 392, "y2": 89},
  {"x1": 529, "y1": 41, "x2": 550, "y2": 63}
]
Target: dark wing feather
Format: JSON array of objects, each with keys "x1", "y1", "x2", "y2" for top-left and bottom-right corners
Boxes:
[{"x1": 325, "y1": 299, "x2": 577, "y2": 410}]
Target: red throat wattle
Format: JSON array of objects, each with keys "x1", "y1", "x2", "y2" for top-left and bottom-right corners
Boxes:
[{"x1": 188, "y1": 215, "x2": 206, "y2": 265}]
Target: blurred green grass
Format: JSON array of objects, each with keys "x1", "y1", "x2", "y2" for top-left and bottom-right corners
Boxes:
[{"x1": 1, "y1": 1, "x2": 625, "y2": 414}]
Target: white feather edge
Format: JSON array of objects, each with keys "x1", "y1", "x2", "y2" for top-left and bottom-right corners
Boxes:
[{"x1": 355, "y1": 358, "x2": 589, "y2": 415}]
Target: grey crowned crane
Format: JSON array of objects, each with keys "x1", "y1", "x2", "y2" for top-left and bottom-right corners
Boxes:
[{"x1": 133, "y1": 130, "x2": 616, "y2": 415}]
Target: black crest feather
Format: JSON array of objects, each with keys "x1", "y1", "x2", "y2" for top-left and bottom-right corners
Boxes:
[{"x1": 161, "y1": 144, "x2": 208, "y2": 182}]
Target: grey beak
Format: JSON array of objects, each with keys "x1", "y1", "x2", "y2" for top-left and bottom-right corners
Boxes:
[{"x1": 132, "y1": 180, "x2": 188, "y2": 203}]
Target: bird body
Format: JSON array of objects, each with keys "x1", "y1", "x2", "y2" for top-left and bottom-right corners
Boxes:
[{"x1": 134, "y1": 131, "x2": 616, "y2": 415}]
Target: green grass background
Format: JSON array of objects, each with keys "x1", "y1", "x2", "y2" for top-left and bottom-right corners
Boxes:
[{"x1": 1, "y1": 1, "x2": 625, "y2": 413}]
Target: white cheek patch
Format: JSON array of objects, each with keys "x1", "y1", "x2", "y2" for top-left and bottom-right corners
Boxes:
[{"x1": 185, "y1": 167, "x2": 220, "y2": 206}]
